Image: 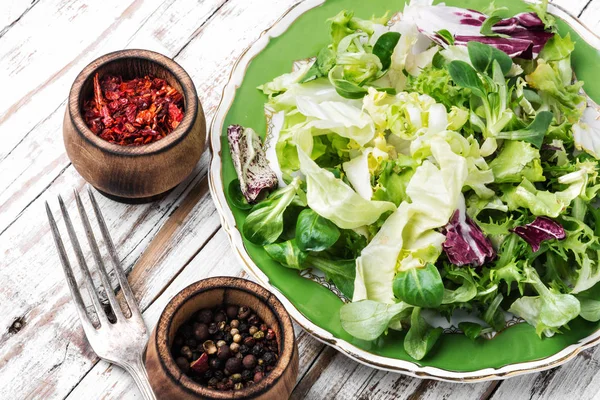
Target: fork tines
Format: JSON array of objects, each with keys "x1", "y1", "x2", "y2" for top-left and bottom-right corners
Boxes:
[{"x1": 45, "y1": 188, "x2": 141, "y2": 328}]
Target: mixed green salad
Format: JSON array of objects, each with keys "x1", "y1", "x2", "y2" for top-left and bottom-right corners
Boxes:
[{"x1": 226, "y1": 0, "x2": 600, "y2": 360}]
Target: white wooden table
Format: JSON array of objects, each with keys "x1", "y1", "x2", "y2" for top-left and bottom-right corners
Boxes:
[{"x1": 2, "y1": 0, "x2": 600, "y2": 398}]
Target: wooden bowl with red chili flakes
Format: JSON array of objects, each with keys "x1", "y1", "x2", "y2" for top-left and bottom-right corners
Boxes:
[{"x1": 64, "y1": 49, "x2": 206, "y2": 203}]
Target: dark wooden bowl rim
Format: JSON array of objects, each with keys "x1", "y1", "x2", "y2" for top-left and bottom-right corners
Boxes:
[
  {"x1": 154, "y1": 277, "x2": 296, "y2": 399},
  {"x1": 67, "y1": 49, "x2": 198, "y2": 157}
]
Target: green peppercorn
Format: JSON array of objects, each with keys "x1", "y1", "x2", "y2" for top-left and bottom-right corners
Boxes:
[
  {"x1": 234, "y1": 382, "x2": 243, "y2": 390},
  {"x1": 231, "y1": 373, "x2": 242, "y2": 383},
  {"x1": 253, "y1": 331, "x2": 265, "y2": 340}
]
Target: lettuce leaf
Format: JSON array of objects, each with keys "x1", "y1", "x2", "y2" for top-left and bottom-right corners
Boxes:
[
  {"x1": 353, "y1": 137, "x2": 468, "y2": 303},
  {"x1": 508, "y1": 264, "x2": 580, "y2": 337},
  {"x1": 489, "y1": 140, "x2": 545, "y2": 183},
  {"x1": 297, "y1": 145, "x2": 396, "y2": 230}
]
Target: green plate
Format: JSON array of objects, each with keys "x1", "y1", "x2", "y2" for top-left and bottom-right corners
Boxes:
[{"x1": 209, "y1": 0, "x2": 600, "y2": 381}]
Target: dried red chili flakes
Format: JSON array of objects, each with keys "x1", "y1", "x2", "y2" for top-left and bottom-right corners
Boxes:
[{"x1": 83, "y1": 73, "x2": 185, "y2": 146}]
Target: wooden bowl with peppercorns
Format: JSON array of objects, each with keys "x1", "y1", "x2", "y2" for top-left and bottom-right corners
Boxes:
[
  {"x1": 63, "y1": 49, "x2": 206, "y2": 203},
  {"x1": 145, "y1": 277, "x2": 299, "y2": 399}
]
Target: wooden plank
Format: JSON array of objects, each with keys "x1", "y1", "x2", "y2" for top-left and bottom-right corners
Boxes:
[
  {"x1": 0, "y1": 0, "x2": 41, "y2": 38},
  {"x1": 66, "y1": 229, "x2": 326, "y2": 398},
  {"x1": 290, "y1": 348, "x2": 495, "y2": 400},
  {"x1": 489, "y1": 349, "x2": 600, "y2": 400}
]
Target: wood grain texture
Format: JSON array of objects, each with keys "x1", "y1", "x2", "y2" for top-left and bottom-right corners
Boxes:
[
  {"x1": 63, "y1": 49, "x2": 206, "y2": 201},
  {"x1": 145, "y1": 277, "x2": 299, "y2": 399},
  {"x1": 1, "y1": 0, "x2": 600, "y2": 399}
]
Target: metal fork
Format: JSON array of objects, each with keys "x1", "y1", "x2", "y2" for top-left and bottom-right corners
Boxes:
[{"x1": 45, "y1": 188, "x2": 156, "y2": 400}]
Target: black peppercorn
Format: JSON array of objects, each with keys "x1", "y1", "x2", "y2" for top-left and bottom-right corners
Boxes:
[
  {"x1": 254, "y1": 365, "x2": 264, "y2": 373},
  {"x1": 176, "y1": 357, "x2": 189, "y2": 373},
  {"x1": 208, "y1": 377, "x2": 219, "y2": 387},
  {"x1": 224, "y1": 333, "x2": 233, "y2": 343},
  {"x1": 238, "y1": 306, "x2": 251, "y2": 320},
  {"x1": 181, "y1": 325, "x2": 194, "y2": 339},
  {"x1": 242, "y1": 354, "x2": 257, "y2": 370},
  {"x1": 251, "y1": 344, "x2": 264, "y2": 357},
  {"x1": 217, "y1": 345, "x2": 233, "y2": 360},
  {"x1": 180, "y1": 346, "x2": 193, "y2": 360},
  {"x1": 239, "y1": 344, "x2": 250, "y2": 355},
  {"x1": 243, "y1": 337, "x2": 256, "y2": 347},
  {"x1": 214, "y1": 311, "x2": 227, "y2": 323},
  {"x1": 173, "y1": 336, "x2": 184, "y2": 346},
  {"x1": 213, "y1": 331, "x2": 225, "y2": 341},
  {"x1": 214, "y1": 370, "x2": 224, "y2": 380},
  {"x1": 248, "y1": 314, "x2": 260, "y2": 326},
  {"x1": 209, "y1": 358, "x2": 223, "y2": 370},
  {"x1": 208, "y1": 323, "x2": 218, "y2": 335},
  {"x1": 225, "y1": 357, "x2": 243, "y2": 374},
  {"x1": 226, "y1": 305, "x2": 239, "y2": 319},
  {"x1": 185, "y1": 338, "x2": 198, "y2": 348},
  {"x1": 262, "y1": 352, "x2": 276, "y2": 366},
  {"x1": 203, "y1": 370, "x2": 213, "y2": 379},
  {"x1": 241, "y1": 370, "x2": 253, "y2": 382},
  {"x1": 238, "y1": 323, "x2": 248, "y2": 333},
  {"x1": 194, "y1": 324, "x2": 209, "y2": 341}
]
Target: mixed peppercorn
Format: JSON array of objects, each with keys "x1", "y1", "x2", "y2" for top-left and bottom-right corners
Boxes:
[
  {"x1": 171, "y1": 304, "x2": 279, "y2": 391},
  {"x1": 83, "y1": 73, "x2": 184, "y2": 146}
]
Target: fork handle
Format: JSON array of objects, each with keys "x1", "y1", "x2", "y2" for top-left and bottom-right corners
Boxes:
[{"x1": 125, "y1": 357, "x2": 157, "y2": 400}]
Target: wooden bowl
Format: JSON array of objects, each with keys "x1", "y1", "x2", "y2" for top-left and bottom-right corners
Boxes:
[
  {"x1": 63, "y1": 49, "x2": 206, "y2": 203},
  {"x1": 145, "y1": 277, "x2": 299, "y2": 399}
]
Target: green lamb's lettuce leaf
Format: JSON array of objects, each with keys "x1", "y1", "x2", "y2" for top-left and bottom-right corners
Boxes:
[
  {"x1": 306, "y1": 255, "x2": 356, "y2": 298},
  {"x1": 243, "y1": 177, "x2": 302, "y2": 245},
  {"x1": 373, "y1": 32, "x2": 402, "y2": 70},
  {"x1": 264, "y1": 239, "x2": 307, "y2": 270},
  {"x1": 489, "y1": 140, "x2": 545, "y2": 183},
  {"x1": 509, "y1": 264, "x2": 580, "y2": 337},
  {"x1": 404, "y1": 307, "x2": 443, "y2": 360},
  {"x1": 340, "y1": 300, "x2": 412, "y2": 340},
  {"x1": 458, "y1": 322, "x2": 483, "y2": 340},
  {"x1": 467, "y1": 41, "x2": 512, "y2": 76},
  {"x1": 393, "y1": 263, "x2": 444, "y2": 308},
  {"x1": 295, "y1": 209, "x2": 341, "y2": 252},
  {"x1": 495, "y1": 111, "x2": 554, "y2": 149}
]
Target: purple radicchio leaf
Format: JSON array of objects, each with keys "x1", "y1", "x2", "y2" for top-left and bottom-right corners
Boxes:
[
  {"x1": 511, "y1": 217, "x2": 566, "y2": 252},
  {"x1": 227, "y1": 124, "x2": 278, "y2": 203},
  {"x1": 442, "y1": 210, "x2": 496, "y2": 267},
  {"x1": 402, "y1": 2, "x2": 553, "y2": 58}
]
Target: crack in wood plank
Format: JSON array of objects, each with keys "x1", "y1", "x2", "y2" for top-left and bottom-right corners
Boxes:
[{"x1": 0, "y1": 0, "x2": 41, "y2": 39}]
